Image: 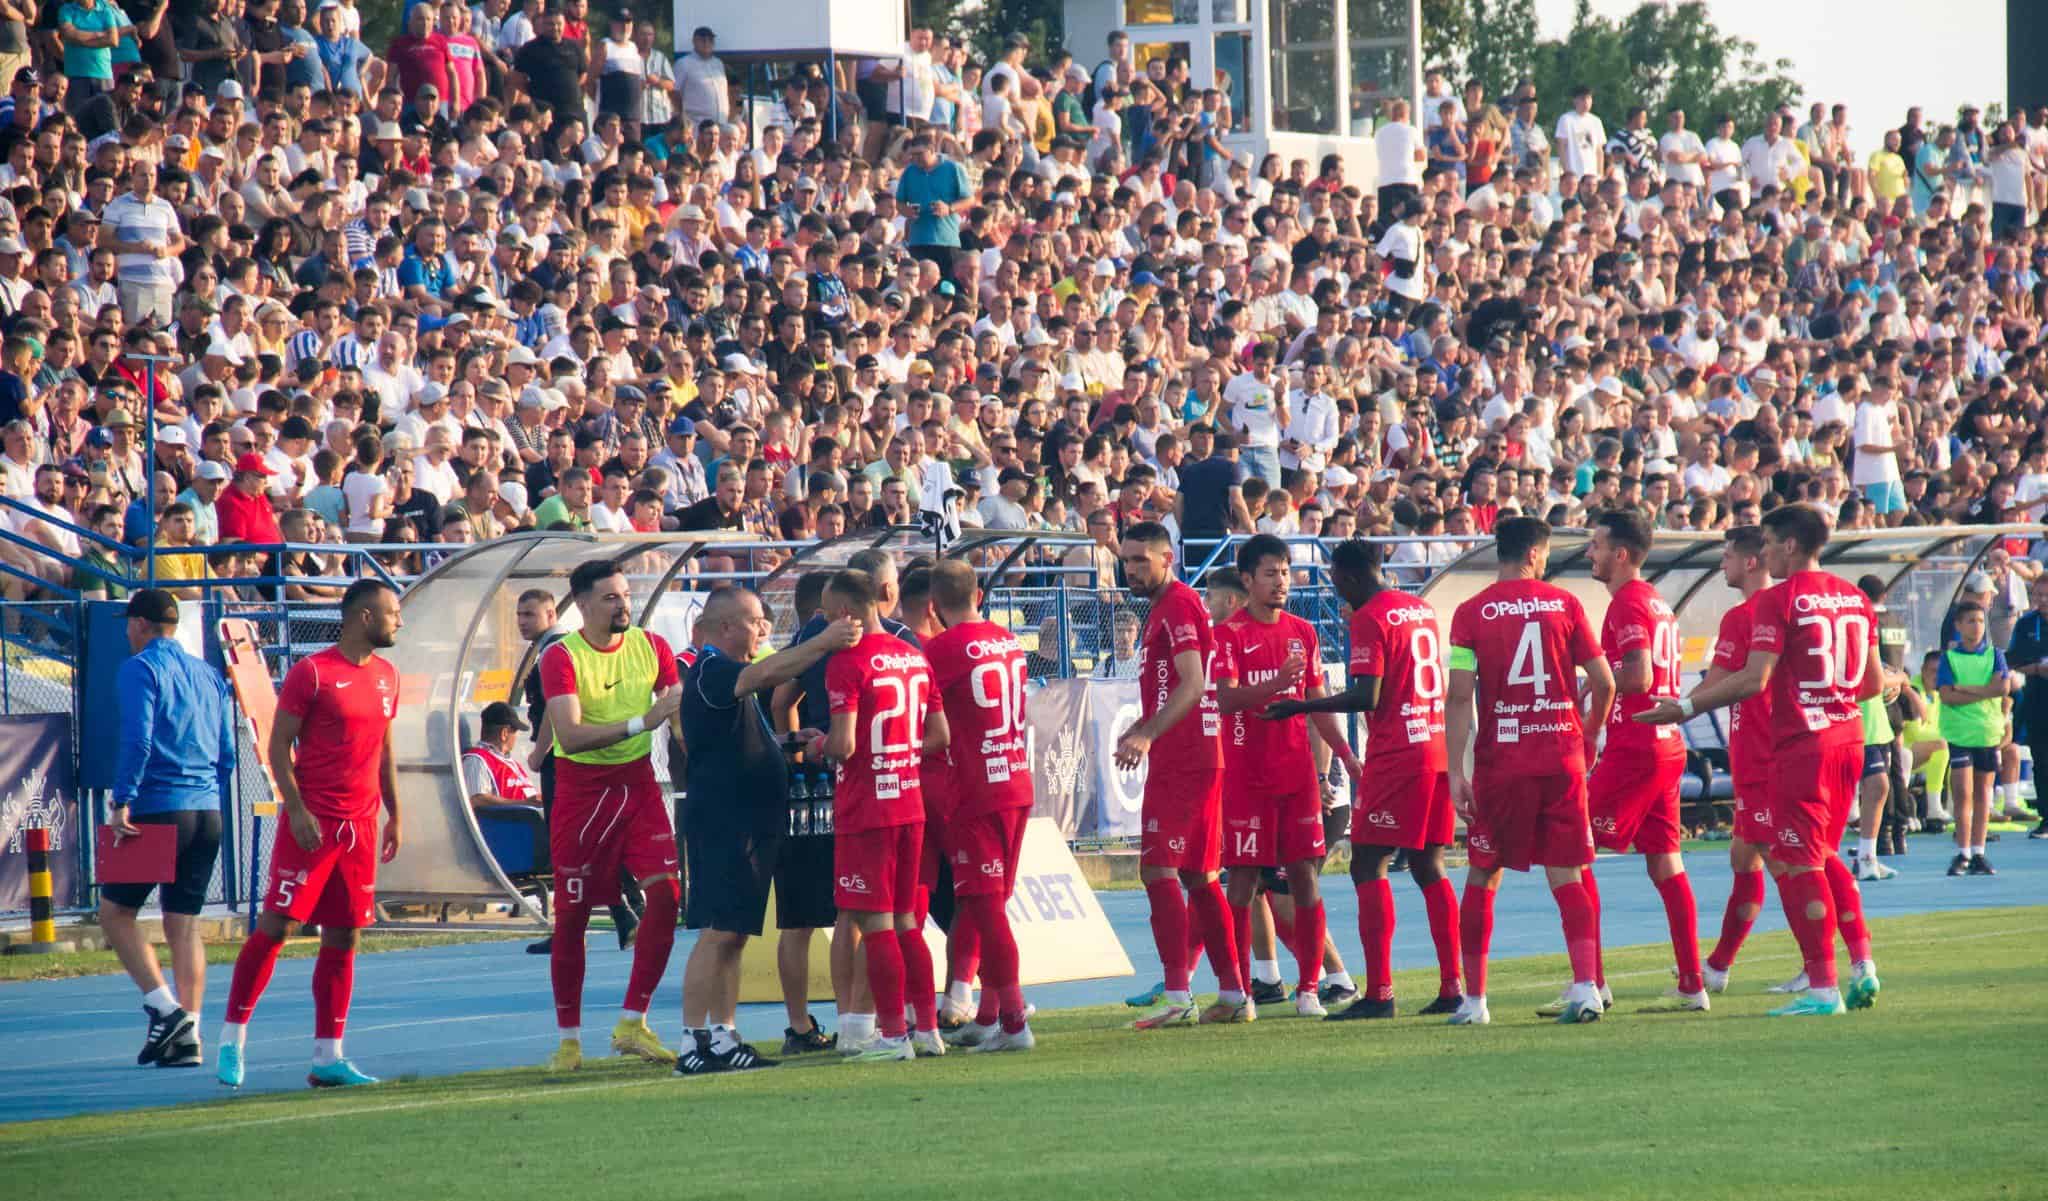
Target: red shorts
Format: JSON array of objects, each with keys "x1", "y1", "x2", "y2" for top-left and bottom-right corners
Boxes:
[
  {"x1": 1140, "y1": 766, "x2": 1222, "y2": 872},
  {"x1": 947, "y1": 807, "x2": 1031, "y2": 897},
  {"x1": 1466, "y1": 769, "x2": 1594, "y2": 873},
  {"x1": 550, "y1": 760, "x2": 677, "y2": 907},
  {"x1": 1767, "y1": 740, "x2": 1859, "y2": 867},
  {"x1": 1586, "y1": 748, "x2": 1688, "y2": 854},
  {"x1": 1732, "y1": 776, "x2": 1774, "y2": 845},
  {"x1": 1222, "y1": 776, "x2": 1324, "y2": 867},
  {"x1": 1352, "y1": 764, "x2": 1455, "y2": 851},
  {"x1": 834, "y1": 821, "x2": 922, "y2": 913},
  {"x1": 264, "y1": 814, "x2": 379, "y2": 928}
]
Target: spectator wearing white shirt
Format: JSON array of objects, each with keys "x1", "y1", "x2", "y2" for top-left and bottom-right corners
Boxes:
[
  {"x1": 1740, "y1": 112, "x2": 1799, "y2": 198},
  {"x1": 1279, "y1": 353, "x2": 1340, "y2": 474},
  {"x1": 676, "y1": 26, "x2": 729, "y2": 129},
  {"x1": 1554, "y1": 86, "x2": 1606, "y2": 180},
  {"x1": 1658, "y1": 107, "x2": 1705, "y2": 189},
  {"x1": 1373, "y1": 98, "x2": 1425, "y2": 229},
  {"x1": 1851, "y1": 382, "x2": 1905, "y2": 524},
  {"x1": 1222, "y1": 342, "x2": 1285, "y2": 483},
  {"x1": 1702, "y1": 114, "x2": 1745, "y2": 212},
  {"x1": 1680, "y1": 436, "x2": 1732, "y2": 496}
]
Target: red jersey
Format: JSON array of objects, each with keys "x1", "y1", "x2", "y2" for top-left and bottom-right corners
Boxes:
[
  {"x1": 1601, "y1": 578, "x2": 1686, "y2": 759},
  {"x1": 275, "y1": 646, "x2": 398, "y2": 821},
  {"x1": 1712, "y1": 596, "x2": 1774, "y2": 778},
  {"x1": 924, "y1": 621, "x2": 1034, "y2": 820},
  {"x1": 1749, "y1": 570, "x2": 1876, "y2": 752},
  {"x1": 1213, "y1": 608, "x2": 1322, "y2": 790},
  {"x1": 1448, "y1": 578, "x2": 1603, "y2": 775},
  {"x1": 1139, "y1": 579, "x2": 1222, "y2": 770},
  {"x1": 825, "y1": 631, "x2": 932, "y2": 832},
  {"x1": 1347, "y1": 589, "x2": 1448, "y2": 771}
]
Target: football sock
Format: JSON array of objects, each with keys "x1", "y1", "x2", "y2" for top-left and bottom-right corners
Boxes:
[
  {"x1": 1655, "y1": 872, "x2": 1703, "y2": 995},
  {"x1": 862, "y1": 930, "x2": 908, "y2": 1039},
  {"x1": 1421, "y1": 876, "x2": 1462, "y2": 997},
  {"x1": 1292, "y1": 899, "x2": 1326, "y2": 992},
  {"x1": 1971, "y1": 843, "x2": 1986, "y2": 858},
  {"x1": 223, "y1": 929, "x2": 283, "y2": 1026},
  {"x1": 1324, "y1": 970, "x2": 1354, "y2": 991},
  {"x1": 220, "y1": 1021, "x2": 247, "y2": 1049},
  {"x1": 965, "y1": 895, "x2": 1025, "y2": 1030},
  {"x1": 549, "y1": 900, "x2": 592, "y2": 1030},
  {"x1": 1708, "y1": 869, "x2": 1766, "y2": 972},
  {"x1": 1185, "y1": 902, "x2": 1206, "y2": 973},
  {"x1": 1779, "y1": 869, "x2": 1840, "y2": 989},
  {"x1": 1856, "y1": 836, "x2": 1878, "y2": 861},
  {"x1": 1143, "y1": 878, "x2": 1192, "y2": 993},
  {"x1": 1551, "y1": 881, "x2": 1601, "y2": 987},
  {"x1": 1822, "y1": 853, "x2": 1873, "y2": 964},
  {"x1": 623, "y1": 879, "x2": 679, "y2": 1016},
  {"x1": 1251, "y1": 958, "x2": 1282, "y2": 986},
  {"x1": 839, "y1": 1012, "x2": 875, "y2": 1044},
  {"x1": 313, "y1": 1037, "x2": 342, "y2": 1067},
  {"x1": 1190, "y1": 879, "x2": 1243, "y2": 994},
  {"x1": 142, "y1": 985, "x2": 179, "y2": 1015},
  {"x1": 709, "y1": 1025, "x2": 739, "y2": 1055},
  {"x1": 1579, "y1": 866, "x2": 1606, "y2": 988},
  {"x1": 1458, "y1": 885, "x2": 1495, "y2": 999},
  {"x1": 1230, "y1": 903, "x2": 1254, "y2": 1001},
  {"x1": 1356, "y1": 878, "x2": 1395, "y2": 1002},
  {"x1": 311, "y1": 945, "x2": 354, "y2": 1040},
  {"x1": 898, "y1": 921, "x2": 938, "y2": 1033},
  {"x1": 947, "y1": 980, "x2": 974, "y2": 1008}
]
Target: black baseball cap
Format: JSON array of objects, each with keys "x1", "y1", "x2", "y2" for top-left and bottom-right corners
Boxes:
[
  {"x1": 480, "y1": 700, "x2": 527, "y2": 732},
  {"x1": 127, "y1": 588, "x2": 180, "y2": 625}
]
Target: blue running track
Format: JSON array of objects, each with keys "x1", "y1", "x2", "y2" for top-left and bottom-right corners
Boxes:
[{"x1": 3, "y1": 838, "x2": 2041, "y2": 1124}]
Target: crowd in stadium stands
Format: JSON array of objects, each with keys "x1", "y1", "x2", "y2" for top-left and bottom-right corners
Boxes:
[{"x1": 0, "y1": 13, "x2": 2042, "y2": 617}]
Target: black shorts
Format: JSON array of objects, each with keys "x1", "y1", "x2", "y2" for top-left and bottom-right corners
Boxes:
[
  {"x1": 773, "y1": 834, "x2": 837, "y2": 930},
  {"x1": 100, "y1": 810, "x2": 221, "y2": 916},
  {"x1": 1949, "y1": 744, "x2": 2000, "y2": 773},
  {"x1": 1323, "y1": 803, "x2": 1350, "y2": 851},
  {"x1": 1861, "y1": 744, "x2": 1895, "y2": 780},
  {"x1": 683, "y1": 820, "x2": 778, "y2": 937}
]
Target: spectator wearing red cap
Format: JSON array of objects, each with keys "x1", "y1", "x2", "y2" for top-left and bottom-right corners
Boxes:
[{"x1": 215, "y1": 452, "x2": 283, "y2": 546}]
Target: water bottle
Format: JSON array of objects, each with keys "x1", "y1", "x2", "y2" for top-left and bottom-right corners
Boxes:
[
  {"x1": 788, "y1": 760, "x2": 810, "y2": 837},
  {"x1": 815, "y1": 768, "x2": 835, "y2": 835}
]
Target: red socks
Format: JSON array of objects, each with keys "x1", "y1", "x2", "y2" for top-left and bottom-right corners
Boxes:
[
  {"x1": 899, "y1": 924, "x2": 938, "y2": 1033},
  {"x1": 1551, "y1": 881, "x2": 1601, "y2": 986},
  {"x1": 1292, "y1": 898, "x2": 1326, "y2": 992},
  {"x1": 312, "y1": 945, "x2": 354, "y2": 1039},
  {"x1": 549, "y1": 900, "x2": 591, "y2": 1030},
  {"x1": 225, "y1": 928, "x2": 284, "y2": 1025},
  {"x1": 1144, "y1": 878, "x2": 1192, "y2": 992},
  {"x1": 1458, "y1": 884, "x2": 1495, "y2": 998},
  {"x1": 1579, "y1": 866, "x2": 1606, "y2": 988},
  {"x1": 1708, "y1": 869, "x2": 1767, "y2": 973},
  {"x1": 1185, "y1": 904, "x2": 1205, "y2": 973},
  {"x1": 864, "y1": 928, "x2": 908, "y2": 1038},
  {"x1": 1356, "y1": 879, "x2": 1395, "y2": 1002},
  {"x1": 1655, "y1": 871, "x2": 1704, "y2": 995},
  {"x1": 960, "y1": 895, "x2": 1025, "y2": 1030},
  {"x1": 1229, "y1": 902, "x2": 1253, "y2": 1001},
  {"x1": 1822, "y1": 853, "x2": 1873, "y2": 964},
  {"x1": 623, "y1": 879, "x2": 679, "y2": 1015},
  {"x1": 1188, "y1": 879, "x2": 1243, "y2": 994},
  {"x1": 947, "y1": 903, "x2": 982, "y2": 999},
  {"x1": 1421, "y1": 876, "x2": 1462, "y2": 998},
  {"x1": 1778, "y1": 869, "x2": 1839, "y2": 989}
]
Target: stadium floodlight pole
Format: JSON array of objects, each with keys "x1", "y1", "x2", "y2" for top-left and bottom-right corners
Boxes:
[{"x1": 130, "y1": 351, "x2": 182, "y2": 589}]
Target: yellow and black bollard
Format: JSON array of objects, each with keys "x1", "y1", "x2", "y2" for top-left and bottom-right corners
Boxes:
[{"x1": 20, "y1": 826, "x2": 61, "y2": 954}]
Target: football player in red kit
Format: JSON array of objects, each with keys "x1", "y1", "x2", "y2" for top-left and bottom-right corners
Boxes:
[
  {"x1": 1698, "y1": 526, "x2": 1776, "y2": 991},
  {"x1": 1638, "y1": 505, "x2": 1883, "y2": 1016},
  {"x1": 1211, "y1": 534, "x2": 1361, "y2": 1018},
  {"x1": 217, "y1": 580, "x2": 402, "y2": 1090},
  {"x1": 1573, "y1": 510, "x2": 1708, "y2": 1014},
  {"x1": 1268, "y1": 538, "x2": 1464, "y2": 1020},
  {"x1": 818, "y1": 568, "x2": 952, "y2": 1061},
  {"x1": 923, "y1": 561, "x2": 1039, "y2": 1051},
  {"x1": 1446, "y1": 517, "x2": 1616, "y2": 1026},
  {"x1": 1116, "y1": 522, "x2": 1248, "y2": 1028}
]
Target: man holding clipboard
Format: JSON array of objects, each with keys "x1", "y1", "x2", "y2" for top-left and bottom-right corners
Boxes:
[{"x1": 100, "y1": 588, "x2": 236, "y2": 1070}]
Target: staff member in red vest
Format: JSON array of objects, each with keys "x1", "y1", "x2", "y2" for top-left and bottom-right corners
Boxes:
[{"x1": 464, "y1": 701, "x2": 539, "y2": 808}]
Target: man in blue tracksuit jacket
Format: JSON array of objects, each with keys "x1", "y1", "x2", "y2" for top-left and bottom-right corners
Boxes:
[{"x1": 102, "y1": 588, "x2": 237, "y2": 1069}]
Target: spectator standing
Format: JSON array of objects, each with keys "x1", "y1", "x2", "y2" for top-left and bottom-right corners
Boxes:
[
  {"x1": 676, "y1": 25, "x2": 727, "y2": 130},
  {"x1": 1554, "y1": 85, "x2": 1606, "y2": 181},
  {"x1": 1372, "y1": 98, "x2": 1423, "y2": 230}
]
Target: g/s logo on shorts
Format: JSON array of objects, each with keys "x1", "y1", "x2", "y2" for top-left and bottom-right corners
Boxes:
[
  {"x1": 1591, "y1": 815, "x2": 1617, "y2": 833},
  {"x1": 1776, "y1": 829, "x2": 1802, "y2": 847},
  {"x1": 980, "y1": 860, "x2": 1004, "y2": 876},
  {"x1": 838, "y1": 874, "x2": 869, "y2": 892},
  {"x1": 1366, "y1": 809, "x2": 1399, "y2": 828},
  {"x1": 1168, "y1": 837, "x2": 1187, "y2": 853},
  {"x1": 1468, "y1": 831, "x2": 1493, "y2": 852}
]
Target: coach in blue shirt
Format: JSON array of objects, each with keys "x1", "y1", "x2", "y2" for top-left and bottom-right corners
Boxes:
[{"x1": 102, "y1": 589, "x2": 237, "y2": 1069}]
